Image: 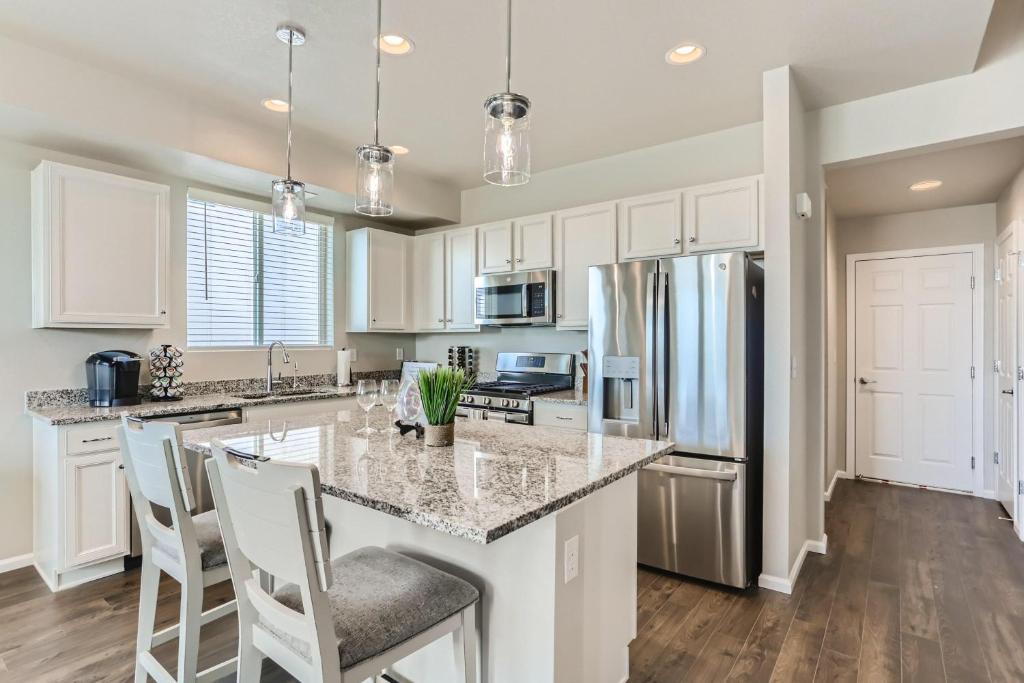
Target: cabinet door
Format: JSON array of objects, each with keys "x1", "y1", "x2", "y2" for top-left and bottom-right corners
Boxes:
[
  {"x1": 683, "y1": 176, "x2": 761, "y2": 252},
  {"x1": 446, "y1": 228, "x2": 479, "y2": 330},
  {"x1": 64, "y1": 451, "x2": 127, "y2": 568},
  {"x1": 617, "y1": 191, "x2": 683, "y2": 260},
  {"x1": 369, "y1": 230, "x2": 409, "y2": 331},
  {"x1": 478, "y1": 221, "x2": 514, "y2": 274},
  {"x1": 513, "y1": 214, "x2": 554, "y2": 271},
  {"x1": 33, "y1": 162, "x2": 169, "y2": 329},
  {"x1": 555, "y1": 203, "x2": 617, "y2": 329},
  {"x1": 414, "y1": 233, "x2": 446, "y2": 331}
]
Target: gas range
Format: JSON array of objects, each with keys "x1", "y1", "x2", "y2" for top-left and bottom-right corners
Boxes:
[{"x1": 457, "y1": 352, "x2": 575, "y2": 425}]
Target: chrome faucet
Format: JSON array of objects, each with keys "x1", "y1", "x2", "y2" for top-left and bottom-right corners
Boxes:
[{"x1": 266, "y1": 341, "x2": 291, "y2": 392}]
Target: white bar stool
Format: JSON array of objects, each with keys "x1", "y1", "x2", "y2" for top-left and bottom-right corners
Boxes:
[
  {"x1": 206, "y1": 441, "x2": 480, "y2": 683},
  {"x1": 118, "y1": 417, "x2": 238, "y2": 683}
]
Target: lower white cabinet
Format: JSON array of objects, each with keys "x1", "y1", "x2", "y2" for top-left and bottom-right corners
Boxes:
[
  {"x1": 533, "y1": 402, "x2": 588, "y2": 431},
  {"x1": 33, "y1": 420, "x2": 129, "y2": 592},
  {"x1": 683, "y1": 175, "x2": 762, "y2": 252},
  {"x1": 346, "y1": 228, "x2": 413, "y2": 332},
  {"x1": 555, "y1": 202, "x2": 617, "y2": 329},
  {"x1": 413, "y1": 228, "x2": 478, "y2": 332}
]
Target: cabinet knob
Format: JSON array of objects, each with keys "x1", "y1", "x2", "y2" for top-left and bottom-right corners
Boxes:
[
  {"x1": 688, "y1": 236, "x2": 696, "y2": 243},
  {"x1": 447, "y1": 318, "x2": 453, "y2": 323},
  {"x1": 673, "y1": 238, "x2": 681, "y2": 245},
  {"x1": 438, "y1": 318, "x2": 445, "y2": 323},
  {"x1": 372, "y1": 318, "x2": 376, "y2": 323},
  {"x1": 557, "y1": 314, "x2": 563, "y2": 319},
  {"x1": 516, "y1": 258, "x2": 522, "y2": 263},
  {"x1": 505, "y1": 258, "x2": 511, "y2": 263},
  {"x1": 118, "y1": 464, "x2": 125, "y2": 470},
  {"x1": 160, "y1": 310, "x2": 167, "y2": 315}
]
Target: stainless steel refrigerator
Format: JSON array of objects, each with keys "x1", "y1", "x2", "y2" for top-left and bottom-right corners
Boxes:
[{"x1": 588, "y1": 252, "x2": 763, "y2": 588}]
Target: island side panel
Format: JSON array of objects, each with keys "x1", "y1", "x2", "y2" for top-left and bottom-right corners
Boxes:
[
  {"x1": 554, "y1": 472, "x2": 638, "y2": 683},
  {"x1": 322, "y1": 495, "x2": 558, "y2": 683}
]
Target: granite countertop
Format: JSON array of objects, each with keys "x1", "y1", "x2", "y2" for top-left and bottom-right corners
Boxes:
[
  {"x1": 533, "y1": 389, "x2": 587, "y2": 406},
  {"x1": 27, "y1": 386, "x2": 359, "y2": 426},
  {"x1": 183, "y1": 410, "x2": 673, "y2": 544}
]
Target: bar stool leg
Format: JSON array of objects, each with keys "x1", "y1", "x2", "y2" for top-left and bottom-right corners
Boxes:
[
  {"x1": 135, "y1": 559, "x2": 160, "y2": 683},
  {"x1": 177, "y1": 575, "x2": 203, "y2": 682}
]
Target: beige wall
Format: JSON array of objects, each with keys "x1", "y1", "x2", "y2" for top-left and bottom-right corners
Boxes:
[
  {"x1": 0, "y1": 139, "x2": 415, "y2": 562},
  {"x1": 998, "y1": 163, "x2": 1024, "y2": 231},
  {"x1": 827, "y1": 203, "x2": 998, "y2": 491}
]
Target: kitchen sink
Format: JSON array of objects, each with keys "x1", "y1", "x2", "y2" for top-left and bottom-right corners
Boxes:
[{"x1": 231, "y1": 388, "x2": 321, "y2": 400}]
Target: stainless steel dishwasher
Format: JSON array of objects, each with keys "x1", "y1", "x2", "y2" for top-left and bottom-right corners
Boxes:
[{"x1": 128, "y1": 409, "x2": 244, "y2": 559}]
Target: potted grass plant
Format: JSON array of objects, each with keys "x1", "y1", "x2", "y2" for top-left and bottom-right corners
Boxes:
[{"x1": 417, "y1": 367, "x2": 474, "y2": 447}]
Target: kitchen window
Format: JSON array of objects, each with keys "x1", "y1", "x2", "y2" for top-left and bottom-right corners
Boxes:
[{"x1": 186, "y1": 189, "x2": 334, "y2": 348}]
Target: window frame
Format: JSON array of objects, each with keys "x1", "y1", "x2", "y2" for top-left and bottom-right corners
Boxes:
[{"x1": 185, "y1": 188, "x2": 336, "y2": 351}]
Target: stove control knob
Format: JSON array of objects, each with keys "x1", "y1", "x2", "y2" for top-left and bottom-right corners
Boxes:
[
  {"x1": 483, "y1": 397, "x2": 491, "y2": 405},
  {"x1": 465, "y1": 395, "x2": 474, "y2": 404},
  {"x1": 510, "y1": 400, "x2": 519, "y2": 408},
  {"x1": 501, "y1": 399, "x2": 510, "y2": 407}
]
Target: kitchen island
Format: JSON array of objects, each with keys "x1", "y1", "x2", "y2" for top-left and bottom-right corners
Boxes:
[{"x1": 184, "y1": 409, "x2": 673, "y2": 683}]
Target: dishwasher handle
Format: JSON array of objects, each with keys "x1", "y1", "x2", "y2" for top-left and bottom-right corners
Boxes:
[{"x1": 644, "y1": 462, "x2": 738, "y2": 481}]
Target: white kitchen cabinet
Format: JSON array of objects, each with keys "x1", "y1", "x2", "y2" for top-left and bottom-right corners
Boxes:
[
  {"x1": 478, "y1": 221, "x2": 514, "y2": 274},
  {"x1": 346, "y1": 228, "x2": 413, "y2": 333},
  {"x1": 513, "y1": 214, "x2": 554, "y2": 271},
  {"x1": 31, "y1": 161, "x2": 170, "y2": 329},
  {"x1": 445, "y1": 227, "x2": 479, "y2": 330},
  {"x1": 683, "y1": 175, "x2": 762, "y2": 252},
  {"x1": 617, "y1": 190, "x2": 683, "y2": 260},
  {"x1": 33, "y1": 420, "x2": 130, "y2": 592},
  {"x1": 414, "y1": 233, "x2": 447, "y2": 331},
  {"x1": 64, "y1": 450, "x2": 128, "y2": 568},
  {"x1": 555, "y1": 202, "x2": 617, "y2": 329}
]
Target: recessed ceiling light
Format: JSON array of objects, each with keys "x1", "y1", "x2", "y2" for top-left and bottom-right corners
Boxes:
[
  {"x1": 666, "y1": 42, "x2": 705, "y2": 65},
  {"x1": 261, "y1": 98, "x2": 291, "y2": 112},
  {"x1": 378, "y1": 34, "x2": 414, "y2": 55},
  {"x1": 909, "y1": 179, "x2": 943, "y2": 192},
  {"x1": 390, "y1": 145, "x2": 409, "y2": 155}
]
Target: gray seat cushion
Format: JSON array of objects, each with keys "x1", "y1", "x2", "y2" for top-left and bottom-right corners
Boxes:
[
  {"x1": 265, "y1": 546, "x2": 479, "y2": 669},
  {"x1": 152, "y1": 509, "x2": 227, "y2": 570}
]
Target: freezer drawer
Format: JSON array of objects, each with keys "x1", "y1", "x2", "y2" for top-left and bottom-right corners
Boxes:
[{"x1": 637, "y1": 454, "x2": 748, "y2": 587}]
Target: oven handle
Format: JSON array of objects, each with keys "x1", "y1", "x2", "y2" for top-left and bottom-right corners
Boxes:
[{"x1": 644, "y1": 462, "x2": 737, "y2": 481}]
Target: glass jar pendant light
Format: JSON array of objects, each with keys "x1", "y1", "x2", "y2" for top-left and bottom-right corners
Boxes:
[
  {"x1": 355, "y1": 0, "x2": 395, "y2": 216},
  {"x1": 271, "y1": 24, "x2": 307, "y2": 234},
  {"x1": 483, "y1": 0, "x2": 530, "y2": 186}
]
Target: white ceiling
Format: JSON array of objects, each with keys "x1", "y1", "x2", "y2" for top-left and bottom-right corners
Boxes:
[
  {"x1": 0, "y1": 0, "x2": 994, "y2": 189},
  {"x1": 827, "y1": 136, "x2": 1024, "y2": 219}
]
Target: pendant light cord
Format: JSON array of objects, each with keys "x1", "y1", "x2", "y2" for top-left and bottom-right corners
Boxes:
[
  {"x1": 374, "y1": 0, "x2": 382, "y2": 146},
  {"x1": 505, "y1": 0, "x2": 512, "y2": 93},
  {"x1": 286, "y1": 28, "x2": 294, "y2": 180}
]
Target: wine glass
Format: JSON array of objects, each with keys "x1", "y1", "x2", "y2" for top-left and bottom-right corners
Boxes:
[
  {"x1": 380, "y1": 379, "x2": 400, "y2": 433},
  {"x1": 356, "y1": 379, "x2": 378, "y2": 435}
]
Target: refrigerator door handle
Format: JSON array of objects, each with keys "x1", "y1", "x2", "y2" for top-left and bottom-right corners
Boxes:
[
  {"x1": 644, "y1": 462, "x2": 738, "y2": 481},
  {"x1": 646, "y1": 271, "x2": 658, "y2": 437},
  {"x1": 655, "y1": 271, "x2": 669, "y2": 438}
]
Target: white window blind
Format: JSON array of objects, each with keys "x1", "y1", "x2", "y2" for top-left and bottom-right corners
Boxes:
[{"x1": 186, "y1": 191, "x2": 334, "y2": 348}]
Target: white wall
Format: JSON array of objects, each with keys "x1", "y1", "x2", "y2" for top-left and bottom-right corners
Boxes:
[
  {"x1": 0, "y1": 139, "x2": 416, "y2": 562},
  {"x1": 998, "y1": 163, "x2": 1024, "y2": 231},
  {"x1": 415, "y1": 122, "x2": 764, "y2": 368},
  {"x1": 827, "y1": 204, "x2": 998, "y2": 490}
]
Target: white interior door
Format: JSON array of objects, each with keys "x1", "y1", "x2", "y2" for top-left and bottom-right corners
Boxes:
[
  {"x1": 996, "y1": 226, "x2": 1017, "y2": 515},
  {"x1": 854, "y1": 253, "x2": 974, "y2": 491}
]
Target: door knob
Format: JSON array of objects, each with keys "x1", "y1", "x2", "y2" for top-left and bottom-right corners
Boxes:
[{"x1": 858, "y1": 377, "x2": 877, "y2": 385}]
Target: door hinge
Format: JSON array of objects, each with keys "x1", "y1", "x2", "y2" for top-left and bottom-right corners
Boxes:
[
  {"x1": 995, "y1": 268, "x2": 1002, "y2": 282},
  {"x1": 995, "y1": 360, "x2": 1001, "y2": 373},
  {"x1": 971, "y1": 456, "x2": 976, "y2": 470},
  {"x1": 971, "y1": 275, "x2": 976, "y2": 289},
  {"x1": 971, "y1": 366, "x2": 976, "y2": 379},
  {"x1": 994, "y1": 451, "x2": 1000, "y2": 465},
  {"x1": 1017, "y1": 366, "x2": 1023, "y2": 382},
  {"x1": 1019, "y1": 481, "x2": 1024, "y2": 496}
]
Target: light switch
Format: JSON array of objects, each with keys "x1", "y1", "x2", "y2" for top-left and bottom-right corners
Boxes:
[
  {"x1": 564, "y1": 535, "x2": 580, "y2": 583},
  {"x1": 396, "y1": 347, "x2": 405, "y2": 361}
]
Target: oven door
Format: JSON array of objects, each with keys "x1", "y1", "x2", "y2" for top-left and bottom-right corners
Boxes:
[{"x1": 474, "y1": 270, "x2": 554, "y2": 326}]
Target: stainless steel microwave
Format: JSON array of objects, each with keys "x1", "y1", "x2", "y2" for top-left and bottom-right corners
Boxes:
[{"x1": 474, "y1": 270, "x2": 555, "y2": 326}]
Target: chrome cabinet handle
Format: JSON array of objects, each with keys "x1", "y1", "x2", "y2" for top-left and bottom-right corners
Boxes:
[
  {"x1": 645, "y1": 462, "x2": 738, "y2": 481},
  {"x1": 82, "y1": 436, "x2": 113, "y2": 443},
  {"x1": 858, "y1": 377, "x2": 877, "y2": 385},
  {"x1": 1002, "y1": 389, "x2": 1015, "y2": 395},
  {"x1": 555, "y1": 416, "x2": 573, "y2": 421}
]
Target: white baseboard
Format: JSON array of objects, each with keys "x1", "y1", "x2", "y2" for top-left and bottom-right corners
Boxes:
[
  {"x1": 758, "y1": 535, "x2": 826, "y2": 594},
  {"x1": 824, "y1": 470, "x2": 852, "y2": 501},
  {"x1": 0, "y1": 553, "x2": 33, "y2": 574}
]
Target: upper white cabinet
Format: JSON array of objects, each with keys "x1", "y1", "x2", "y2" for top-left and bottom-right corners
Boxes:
[
  {"x1": 478, "y1": 221, "x2": 514, "y2": 273},
  {"x1": 414, "y1": 233, "x2": 447, "y2": 332},
  {"x1": 512, "y1": 214, "x2": 554, "y2": 271},
  {"x1": 683, "y1": 175, "x2": 762, "y2": 252},
  {"x1": 478, "y1": 215, "x2": 554, "y2": 273},
  {"x1": 617, "y1": 190, "x2": 683, "y2": 260},
  {"x1": 445, "y1": 228, "x2": 479, "y2": 330},
  {"x1": 555, "y1": 202, "x2": 617, "y2": 329},
  {"x1": 346, "y1": 228, "x2": 412, "y2": 332},
  {"x1": 32, "y1": 161, "x2": 170, "y2": 329},
  {"x1": 413, "y1": 228, "x2": 478, "y2": 332}
]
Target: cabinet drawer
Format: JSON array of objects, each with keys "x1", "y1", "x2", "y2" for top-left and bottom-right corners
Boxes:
[
  {"x1": 66, "y1": 423, "x2": 119, "y2": 455},
  {"x1": 533, "y1": 402, "x2": 588, "y2": 430}
]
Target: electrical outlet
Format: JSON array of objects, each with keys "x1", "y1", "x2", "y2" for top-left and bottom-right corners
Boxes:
[
  {"x1": 349, "y1": 348, "x2": 358, "y2": 363},
  {"x1": 396, "y1": 347, "x2": 404, "y2": 361},
  {"x1": 564, "y1": 535, "x2": 579, "y2": 583}
]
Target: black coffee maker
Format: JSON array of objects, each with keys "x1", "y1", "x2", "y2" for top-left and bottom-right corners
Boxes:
[{"x1": 86, "y1": 351, "x2": 142, "y2": 407}]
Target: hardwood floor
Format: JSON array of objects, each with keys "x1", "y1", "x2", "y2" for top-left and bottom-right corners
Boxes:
[
  {"x1": 629, "y1": 479, "x2": 1024, "y2": 682},
  {"x1": 0, "y1": 478, "x2": 1021, "y2": 682}
]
